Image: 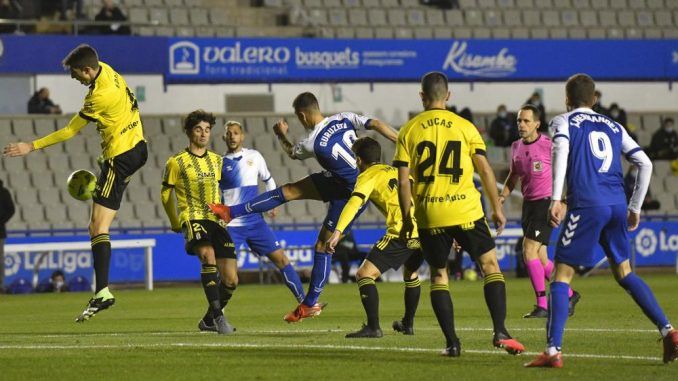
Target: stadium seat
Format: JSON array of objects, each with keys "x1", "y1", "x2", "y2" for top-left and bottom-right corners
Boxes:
[
  {"x1": 129, "y1": 8, "x2": 149, "y2": 23},
  {"x1": 169, "y1": 8, "x2": 189, "y2": 25},
  {"x1": 425, "y1": 9, "x2": 445, "y2": 26},
  {"x1": 324, "y1": 0, "x2": 343, "y2": 6},
  {"x1": 459, "y1": 0, "x2": 478, "y2": 7},
  {"x1": 190, "y1": 8, "x2": 209, "y2": 26},
  {"x1": 375, "y1": 26, "x2": 394, "y2": 38},
  {"x1": 453, "y1": 27, "x2": 473, "y2": 38},
  {"x1": 497, "y1": 0, "x2": 515, "y2": 7},
  {"x1": 515, "y1": 0, "x2": 534, "y2": 7},
  {"x1": 572, "y1": 0, "x2": 590, "y2": 6},
  {"x1": 522, "y1": 10, "x2": 541, "y2": 27},
  {"x1": 484, "y1": 10, "x2": 502, "y2": 27},
  {"x1": 587, "y1": 27, "x2": 606, "y2": 38},
  {"x1": 329, "y1": 8, "x2": 349, "y2": 26},
  {"x1": 662, "y1": 28, "x2": 678, "y2": 38},
  {"x1": 561, "y1": 10, "x2": 578, "y2": 26},
  {"x1": 445, "y1": 10, "x2": 464, "y2": 25},
  {"x1": 414, "y1": 27, "x2": 434, "y2": 39},
  {"x1": 348, "y1": 9, "x2": 368, "y2": 25},
  {"x1": 627, "y1": 0, "x2": 644, "y2": 8},
  {"x1": 401, "y1": 0, "x2": 420, "y2": 6},
  {"x1": 472, "y1": 27, "x2": 491, "y2": 38},
  {"x1": 407, "y1": 9, "x2": 426, "y2": 26},
  {"x1": 503, "y1": 10, "x2": 522, "y2": 26},
  {"x1": 164, "y1": 0, "x2": 184, "y2": 5},
  {"x1": 608, "y1": 0, "x2": 625, "y2": 8},
  {"x1": 625, "y1": 28, "x2": 642, "y2": 38},
  {"x1": 149, "y1": 8, "x2": 169, "y2": 24},
  {"x1": 553, "y1": 0, "x2": 571, "y2": 7},
  {"x1": 395, "y1": 27, "x2": 414, "y2": 38},
  {"x1": 534, "y1": 0, "x2": 553, "y2": 8},
  {"x1": 362, "y1": 0, "x2": 380, "y2": 7},
  {"x1": 590, "y1": 0, "x2": 607, "y2": 8},
  {"x1": 646, "y1": 0, "x2": 664, "y2": 8},
  {"x1": 46, "y1": 204, "x2": 69, "y2": 224},
  {"x1": 33, "y1": 118, "x2": 56, "y2": 136},
  {"x1": 598, "y1": 10, "x2": 617, "y2": 26},
  {"x1": 244, "y1": 117, "x2": 268, "y2": 135},
  {"x1": 12, "y1": 119, "x2": 34, "y2": 138},
  {"x1": 381, "y1": 0, "x2": 400, "y2": 7},
  {"x1": 579, "y1": 11, "x2": 598, "y2": 27},
  {"x1": 618, "y1": 10, "x2": 636, "y2": 26},
  {"x1": 511, "y1": 27, "x2": 530, "y2": 38},
  {"x1": 636, "y1": 11, "x2": 654, "y2": 27},
  {"x1": 542, "y1": 10, "x2": 561, "y2": 26},
  {"x1": 465, "y1": 10, "x2": 483, "y2": 26},
  {"x1": 433, "y1": 29, "x2": 454, "y2": 38},
  {"x1": 387, "y1": 9, "x2": 407, "y2": 26}
]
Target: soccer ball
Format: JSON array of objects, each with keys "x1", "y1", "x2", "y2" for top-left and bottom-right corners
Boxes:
[
  {"x1": 67, "y1": 170, "x2": 96, "y2": 201},
  {"x1": 463, "y1": 268, "x2": 478, "y2": 281}
]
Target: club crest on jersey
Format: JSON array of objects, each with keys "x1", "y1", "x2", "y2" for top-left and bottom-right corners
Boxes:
[
  {"x1": 247, "y1": 159, "x2": 254, "y2": 166},
  {"x1": 532, "y1": 161, "x2": 543, "y2": 172}
]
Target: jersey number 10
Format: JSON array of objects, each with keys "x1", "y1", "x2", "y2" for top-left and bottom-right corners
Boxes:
[
  {"x1": 416, "y1": 140, "x2": 463, "y2": 183},
  {"x1": 332, "y1": 130, "x2": 358, "y2": 169}
]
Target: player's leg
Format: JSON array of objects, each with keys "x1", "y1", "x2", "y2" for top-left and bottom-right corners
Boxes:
[
  {"x1": 602, "y1": 205, "x2": 676, "y2": 363},
  {"x1": 218, "y1": 175, "x2": 323, "y2": 222},
  {"x1": 346, "y1": 258, "x2": 383, "y2": 338},
  {"x1": 419, "y1": 228, "x2": 461, "y2": 356},
  {"x1": 394, "y1": 247, "x2": 424, "y2": 335},
  {"x1": 249, "y1": 220, "x2": 305, "y2": 302},
  {"x1": 523, "y1": 237, "x2": 549, "y2": 317},
  {"x1": 194, "y1": 244, "x2": 232, "y2": 335}
]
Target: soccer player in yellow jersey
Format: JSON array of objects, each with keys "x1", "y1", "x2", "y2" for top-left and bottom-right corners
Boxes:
[
  {"x1": 161, "y1": 110, "x2": 237, "y2": 335},
  {"x1": 393, "y1": 71, "x2": 524, "y2": 357},
  {"x1": 326, "y1": 137, "x2": 424, "y2": 339},
  {"x1": 3, "y1": 44, "x2": 147, "y2": 322}
]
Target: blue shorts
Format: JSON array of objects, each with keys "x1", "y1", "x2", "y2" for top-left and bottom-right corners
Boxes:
[
  {"x1": 227, "y1": 219, "x2": 281, "y2": 257},
  {"x1": 555, "y1": 204, "x2": 630, "y2": 268},
  {"x1": 310, "y1": 171, "x2": 367, "y2": 232}
]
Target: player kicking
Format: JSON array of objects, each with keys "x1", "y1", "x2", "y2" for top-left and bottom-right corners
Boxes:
[
  {"x1": 395, "y1": 72, "x2": 524, "y2": 357},
  {"x1": 209, "y1": 92, "x2": 398, "y2": 323},
  {"x1": 499, "y1": 104, "x2": 580, "y2": 319},
  {"x1": 214, "y1": 121, "x2": 305, "y2": 309},
  {"x1": 525, "y1": 74, "x2": 677, "y2": 368},
  {"x1": 326, "y1": 137, "x2": 424, "y2": 338},
  {"x1": 161, "y1": 110, "x2": 237, "y2": 335},
  {"x1": 3, "y1": 44, "x2": 147, "y2": 322}
]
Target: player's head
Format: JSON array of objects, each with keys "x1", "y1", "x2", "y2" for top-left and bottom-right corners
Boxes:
[
  {"x1": 420, "y1": 71, "x2": 450, "y2": 109},
  {"x1": 223, "y1": 121, "x2": 244, "y2": 152},
  {"x1": 351, "y1": 137, "x2": 381, "y2": 172},
  {"x1": 183, "y1": 109, "x2": 215, "y2": 149},
  {"x1": 292, "y1": 92, "x2": 321, "y2": 129},
  {"x1": 517, "y1": 104, "x2": 541, "y2": 141},
  {"x1": 62, "y1": 44, "x2": 100, "y2": 86},
  {"x1": 565, "y1": 73, "x2": 596, "y2": 110}
]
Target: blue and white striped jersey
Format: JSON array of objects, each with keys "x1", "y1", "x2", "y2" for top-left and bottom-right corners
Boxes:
[
  {"x1": 292, "y1": 112, "x2": 371, "y2": 185},
  {"x1": 220, "y1": 148, "x2": 276, "y2": 227}
]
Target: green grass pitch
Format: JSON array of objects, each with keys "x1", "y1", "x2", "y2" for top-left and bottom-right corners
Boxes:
[{"x1": 1, "y1": 273, "x2": 677, "y2": 380}]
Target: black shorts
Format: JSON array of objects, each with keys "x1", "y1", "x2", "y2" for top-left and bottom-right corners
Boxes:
[
  {"x1": 367, "y1": 235, "x2": 424, "y2": 274},
  {"x1": 419, "y1": 218, "x2": 496, "y2": 269},
  {"x1": 182, "y1": 219, "x2": 236, "y2": 259},
  {"x1": 521, "y1": 198, "x2": 553, "y2": 245},
  {"x1": 92, "y1": 141, "x2": 148, "y2": 210}
]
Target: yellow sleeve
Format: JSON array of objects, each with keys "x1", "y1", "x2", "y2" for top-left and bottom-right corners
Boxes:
[
  {"x1": 335, "y1": 195, "x2": 364, "y2": 233},
  {"x1": 392, "y1": 125, "x2": 411, "y2": 167},
  {"x1": 467, "y1": 123, "x2": 487, "y2": 155},
  {"x1": 32, "y1": 114, "x2": 89, "y2": 150},
  {"x1": 163, "y1": 157, "x2": 179, "y2": 187},
  {"x1": 79, "y1": 90, "x2": 106, "y2": 122}
]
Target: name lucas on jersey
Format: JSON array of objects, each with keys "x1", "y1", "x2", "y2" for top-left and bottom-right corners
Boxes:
[
  {"x1": 421, "y1": 117, "x2": 454, "y2": 129},
  {"x1": 420, "y1": 193, "x2": 467, "y2": 204}
]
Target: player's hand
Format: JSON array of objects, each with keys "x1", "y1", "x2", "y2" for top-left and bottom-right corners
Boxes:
[
  {"x1": 498, "y1": 195, "x2": 506, "y2": 205},
  {"x1": 326, "y1": 230, "x2": 342, "y2": 254},
  {"x1": 549, "y1": 200, "x2": 567, "y2": 227},
  {"x1": 3, "y1": 142, "x2": 34, "y2": 157},
  {"x1": 273, "y1": 119, "x2": 289, "y2": 137},
  {"x1": 627, "y1": 211, "x2": 641, "y2": 232},
  {"x1": 491, "y1": 210, "x2": 506, "y2": 236},
  {"x1": 267, "y1": 207, "x2": 278, "y2": 219},
  {"x1": 400, "y1": 216, "x2": 414, "y2": 241}
]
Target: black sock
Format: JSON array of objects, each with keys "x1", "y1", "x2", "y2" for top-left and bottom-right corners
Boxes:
[
  {"x1": 200, "y1": 264, "x2": 222, "y2": 318},
  {"x1": 219, "y1": 282, "x2": 236, "y2": 309},
  {"x1": 403, "y1": 277, "x2": 421, "y2": 325},
  {"x1": 358, "y1": 277, "x2": 380, "y2": 330},
  {"x1": 483, "y1": 272, "x2": 508, "y2": 336},
  {"x1": 91, "y1": 233, "x2": 111, "y2": 293},
  {"x1": 430, "y1": 285, "x2": 458, "y2": 346}
]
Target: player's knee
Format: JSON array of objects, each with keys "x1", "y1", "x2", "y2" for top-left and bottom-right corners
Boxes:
[
  {"x1": 88, "y1": 221, "x2": 109, "y2": 237},
  {"x1": 403, "y1": 271, "x2": 418, "y2": 281},
  {"x1": 281, "y1": 183, "x2": 300, "y2": 201},
  {"x1": 356, "y1": 267, "x2": 378, "y2": 279},
  {"x1": 268, "y1": 250, "x2": 289, "y2": 268},
  {"x1": 429, "y1": 268, "x2": 448, "y2": 285},
  {"x1": 314, "y1": 240, "x2": 328, "y2": 253}
]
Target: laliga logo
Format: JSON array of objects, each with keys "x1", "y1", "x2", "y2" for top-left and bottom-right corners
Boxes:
[
  {"x1": 635, "y1": 229, "x2": 657, "y2": 257},
  {"x1": 169, "y1": 41, "x2": 200, "y2": 75},
  {"x1": 442, "y1": 41, "x2": 517, "y2": 78},
  {"x1": 4, "y1": 252, "x2": 20, "y2": 276}
]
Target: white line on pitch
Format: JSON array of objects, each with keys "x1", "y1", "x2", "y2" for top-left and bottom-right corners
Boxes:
[{"x1": 0, "y1": 342, "x2": 662, "y2": 362}]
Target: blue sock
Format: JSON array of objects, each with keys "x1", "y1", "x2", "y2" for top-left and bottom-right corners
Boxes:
[
  {"x1": 231, "y1": 187, "x2": 286, "y2": 219},
  {"x1": 280, "y1": 263, "x2": 305, "y2": 303},
  {"x1": 302, "y1": 251, "x2": 331, "y2": 306},
  {"x1": 546, "y1": 281, "x2": 570, "y2": 349},
  {"x1": 618, "y1": 273, "x2": 670, "y2": 330}
]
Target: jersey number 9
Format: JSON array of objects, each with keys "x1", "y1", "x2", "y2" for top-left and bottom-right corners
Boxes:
[{"x1": 588, "y1": 131, "x2": 613, "y2": 173}]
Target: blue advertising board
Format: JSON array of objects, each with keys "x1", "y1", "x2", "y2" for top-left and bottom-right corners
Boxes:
[
  {"x1": 4, "y1": 221, "x2": 676, "y2": 288},
  {"x1": 0, "y1": 35, "x2": 676, "y2": 82}
]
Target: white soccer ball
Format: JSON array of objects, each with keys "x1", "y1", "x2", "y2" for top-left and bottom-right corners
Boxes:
[{"x1": 67, "y1": 170, "x2": 96, "y2": 201}]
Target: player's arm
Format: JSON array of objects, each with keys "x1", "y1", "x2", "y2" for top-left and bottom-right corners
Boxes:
[
  {"x1": 473, "y1": 153, "x2": 505, "y2": 235},
  {"x1": 396, "y1": 166, "x2": 415, "y2": 240},
  {"x1": 550, "y1": 116, "x2": 570, "y2": 227},
  {"x1": 499, "y1": 169, "x2": 518, "y2": 204},
  {"x1": 160, "y1": 158, "x2": 182, "y2": 232},
  {"x1": 621, "y1": 128, "x2": 652, "y2": 231},
  {"x1": 367, "y1": 119, "x2": 398, "y2": 143},
  {"x1": 3, "y1": 114, "x2": 88, "y2": 157},
  {"x1": 272, "y1": 119, "x2": 297, "y2": 159}
]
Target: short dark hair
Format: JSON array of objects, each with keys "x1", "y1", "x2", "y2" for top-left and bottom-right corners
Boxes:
[
  {"x1": 566, "y1": 73, "x2": 596, "y2": 108},
  {"x1": 519, "y1": 104, "x2": 541, "y2": 122},
  {"x1": 62, "y1": 44, "x2": 99, "y2": 70},
  {"x1": 292, "y1": 92, "x2": 319, "y2": 112},
  {"x1": 665, "y1": 117, "x2": 675, "y2": 125},
  {"x1": 421, "y1": 71, "x2": 449, "y2": 101},
  {"x1": 183, "y1": 109, "x2": 215, "y2": 135},
  {"x1": 351, "y1": 137, "x2": 381, "y2": 164}
]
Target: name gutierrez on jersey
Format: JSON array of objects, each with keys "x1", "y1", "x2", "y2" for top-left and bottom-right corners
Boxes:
[
  {"x1": 570, "y1": 113, "x2": 619, "y2": 132},
  {"x1": 319, "y1": 122, "x2": 349, "y2": 147}
]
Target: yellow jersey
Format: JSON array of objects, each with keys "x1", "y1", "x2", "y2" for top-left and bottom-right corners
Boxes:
[
  {"x1": 335, "y1": 163, "x2": 418, "y2": 238},
  {"x1": 393, "y1": 108, "x2": 486, "y2": 228},
  {"x1": 79, "y1": 61, "x2": 145, "y2": 159},
  {"x1": 162, "y1": 149, "x2": 223, "y2": 224}
]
